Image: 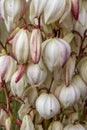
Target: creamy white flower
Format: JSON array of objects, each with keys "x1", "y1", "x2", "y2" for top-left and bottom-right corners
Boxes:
[
  {"x1": 48, "y1": 121, "x2": 63, "y2": 130},
  {"x1": 55, "y1": 84, "x2": 80, "y2": 108},
  {"x1": 0, "y1": 55, "x2": 17, "y2": 83},
  {"x1": 30, "y1": 28, "x2": 42, "y2": 63},
  {"x1": 11, "y1": 29, "x2": 30, "y2": 64},
  {"x1": 0, "y1": 0, "x2": 25, "y2": 32},
  {"x1": 20, "y1": 115, "x2": 35, "y2": 130},
  {"x1": 26, "y1": 60, "x2": 47, "y2": 87},
  {"x1": 72, "y1": 75, "x2": 87, "y2": 100},
  {"x1": 64, "y1": 123, "x2": 86, "y2": 130},
  {"x1": 10, "y1": 71, "x2": 27, "y2": 97},
  {"x1": 36, "y1": 93, "x2": 60, "y2": 119},
  {"x1": 44, "y1": 0, "x2": 66, "y2": 24},
  {"x1": 42, "y1": 38, "x2": 71, "y2": 72}
]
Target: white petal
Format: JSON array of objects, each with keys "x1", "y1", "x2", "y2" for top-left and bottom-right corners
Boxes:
[{"x1": 44, "y1": 0, "x2": 66, "y2": 24}]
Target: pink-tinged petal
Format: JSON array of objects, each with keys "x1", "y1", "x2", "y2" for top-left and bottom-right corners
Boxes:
[
  {"x1": 11, "y1": 29, "x2": 22, "y2": 58},
  {"x1": 30, "y1": 29, "x2": 41, "y2": 64},
  {"x1": 58, "y1": 39, "x2": 71, "y2": 67},
  {"x1": 6, "y1": 27, "x2": 20, "y2": 43},
  {"x1": 0, "y1": 55, "x2": 9, "y2": 79},
  {"x1": 15, "y1": 64, "x2": 26, "y2": 83},
  {"x1": 71, "y1": 0, "x2": 79, "y2": 20},
  {"x1": 0, "y1": 82, "x2": 3, "y2": 87}
]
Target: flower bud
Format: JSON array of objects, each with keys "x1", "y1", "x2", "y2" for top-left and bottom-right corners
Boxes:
[
  {"x1": 42, "y1": 38, "x2": 71, "y2": 72},
  {"x1": 48, "y1": 121, "x2": 63, "y2": 130},
  {"x1": 0, "y1": 55, "x2": 17, "y2": 83},
  {"x1": 11, "y1": 28, "x2": 30, "y2": 64},
  {"x1": 72, "y1": 75, "x2": 87, "y2": 100},
  {"x1": 64, "y1": 123, "x2": 86, "y2": 130},
  {"x1": 26, "y1": 60, "x2": 47, "y2": 87},
  {"x1": 29, "y1": 0, "x2": 47, "y2": 23},
  {"x1": 15, "y1": 64, "x2": 27, "y2": 83},
  {"x1": 71, "y1": 0, "x2": 79, "y2": 20},
  {"x1": 20, "y1": 115, "x2": 35, "y2": 130},
  {"x1": 5, "y1": 117, "x2": 11, "y2": 130},
  {"x1": 10, "y1": 71, "x2": 27, "y2": 97},
  {"x1": 36, "y1": 93, "x2": 60, "y2": 119},
  {"x1": 0, "y1": 0, "x2": 26, "y2": 32},
  {"x1": 44, "y1": 0, "x2": 66, "y2": 24},
  {"x1": 30, "y1": 29, "x2": 42, "y2": 64},
  {"x1": 55, "y1": 83, "x2": 80, "y2": 108}
]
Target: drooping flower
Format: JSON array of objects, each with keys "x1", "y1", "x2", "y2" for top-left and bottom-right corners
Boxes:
[
  {"x1": 26, "y1": 60, "x2": 47, "y2": 87},
  {"x1": 42, "y1": 38, "x2": 71, "y2": 72},
  {"x1": 44, "y1": 0, "x2": 66, "y2": 24},
  {"x1": 0, "y1": 0, "x2": 26, "y2": 32},
  {"x1": 55, "y1": 83, "x2": 80, "y2": 108},
  {"x1": 0, "y1": 55, "x2": 17, "y2": 84},
  {"x1": 36, "y1": 93, "x2": 60, "y2": 119}
]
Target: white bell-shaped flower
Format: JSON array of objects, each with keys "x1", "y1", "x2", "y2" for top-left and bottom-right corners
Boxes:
[
  {"x1": 0, "y1": 55, "x2": 17, "y2": 83},
  {"x1": 0, "y1": 0, "x2": 25, "y2": 32},
  {"x1": 36, "y1": 93, "x2": 60, "y2": 119},
  {"x1": 42, "y1": 38, "x2": 71, "y2": 72},
  {"x1": 55, "y1": 83, "x2": 80, "y2": 108},
  {"x1": 72, "y1": 75, "x2": 87, "y2": 100},
  {"x1": 26, "y1": 60, "x2": 47, "y2": 87},
  {"x1": 44, "y1": 0, "x2": 66, "y2": 24}
]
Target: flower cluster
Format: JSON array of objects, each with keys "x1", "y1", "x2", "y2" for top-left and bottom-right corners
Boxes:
[{"x1": 0, "y1": 0, "x2": 87, "y2": 130}]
